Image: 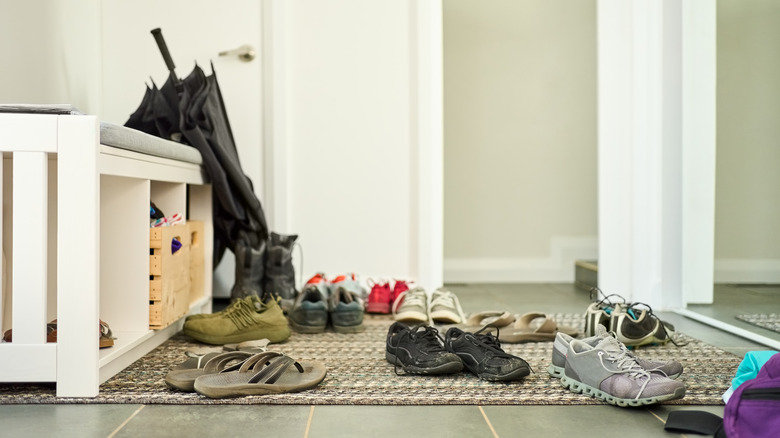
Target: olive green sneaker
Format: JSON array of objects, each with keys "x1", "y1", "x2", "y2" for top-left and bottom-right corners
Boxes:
[{"x1": 183, "y1": 295, "x2": 291, "y2": 345}]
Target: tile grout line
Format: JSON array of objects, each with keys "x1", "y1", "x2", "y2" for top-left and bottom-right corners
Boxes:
[
  {"x1": 478, "y1": 406, "x2": 500, "y2": 438},
  {"x1": 106, "y1": 405, "x2": 145, "y2": 438},
  {"x1": 648, "y1": 409, "x2": 665, "y2": 424},
  {"x1": 303, "y1": 405, "x2": 315, "y2": 438}
]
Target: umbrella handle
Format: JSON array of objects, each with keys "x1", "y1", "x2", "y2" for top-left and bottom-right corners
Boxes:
[{"x1": 151, "y1": 28, "x2": 177, "y2": 76}]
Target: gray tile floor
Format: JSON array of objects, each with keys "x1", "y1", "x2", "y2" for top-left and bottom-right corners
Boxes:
[{"x1": 0, "y1": 283, "x2": 774, "y2": 438}]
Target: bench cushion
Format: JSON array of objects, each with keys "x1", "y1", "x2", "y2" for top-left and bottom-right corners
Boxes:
[{"x1": 100, "y1": 122, "x2": 202, "y2": 165}]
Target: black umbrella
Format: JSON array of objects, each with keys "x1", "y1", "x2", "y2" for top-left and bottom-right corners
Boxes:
[{"x1": 126, "y1": 28, "x2": 269, "y2": 301}]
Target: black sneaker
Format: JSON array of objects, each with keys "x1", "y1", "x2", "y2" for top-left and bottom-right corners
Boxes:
[
  {"x1": 444, "y1": 326, "x2": 531, "y2": 381},
  {"x1": 385, "y1": 322, "x2": 463, "y2": 375}
]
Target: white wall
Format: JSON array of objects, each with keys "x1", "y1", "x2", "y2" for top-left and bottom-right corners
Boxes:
[
  {"x1": 442, "y1": 0, "x2": 598, "y2": 283},
  {"x1": 0, "y1": 0, "x2": 101, "y2": 113},
  {"x1": 714, "y1": 0, "x2": 780, "y2": 283}
]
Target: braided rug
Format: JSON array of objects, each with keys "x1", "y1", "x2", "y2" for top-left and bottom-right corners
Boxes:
[{"x1": 0, "y1": 314, "x2": 739, "y2": 405}]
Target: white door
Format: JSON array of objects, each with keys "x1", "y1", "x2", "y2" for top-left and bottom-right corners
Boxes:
[{"x1": 101, "y1": 0, "x2": 264, "y2": 298}]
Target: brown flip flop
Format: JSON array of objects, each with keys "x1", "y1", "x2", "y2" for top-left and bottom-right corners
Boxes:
[
  {"x1": 193, "y1": 351, "x2": 327, "y2": 399},
  {"x1": 165, "y1": 351, "x2": 255, "y2": 392},
  {"x1": 2, "y1": 319, "x2": 113, "y2": 348},
  {"x1": 498, "y1": 312, "x2": 578, "y2": 343}
]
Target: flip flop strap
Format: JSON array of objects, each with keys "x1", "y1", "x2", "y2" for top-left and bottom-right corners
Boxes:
[
  {"x1": 247, "y1": 355, "x2": 304, "y2": 385},
  {"x1": 237, "y1": 351, "x2": 284, "y2": 373},
  {"x1": 517, "y1": 312, "x2": 558, "y2": 333},
  {"x1": 202, "y1": 351, "x2": 254, "y2": 373}
]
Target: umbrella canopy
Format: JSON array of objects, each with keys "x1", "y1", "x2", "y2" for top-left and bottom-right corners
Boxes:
[{"x1": 125, "y1": 29, "x2": 269, "y2": 300}]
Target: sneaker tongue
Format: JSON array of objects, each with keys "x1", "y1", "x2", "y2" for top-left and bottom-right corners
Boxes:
[
  {"x1": 595, "y1": 335, "x2": 623, "y2": 353},
  {"x1": 248, "y1": 296, "x2": 264, "y2": 312},
  {"x1": 595, "y1": 324, "x2": 609, "y2": 337}
]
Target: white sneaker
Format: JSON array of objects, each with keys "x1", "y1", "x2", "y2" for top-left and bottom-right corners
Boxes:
[
  {"x1": 429, "y1": 288, "x2": 466, "y2": 324},
  {"x1": 392, "y1": 287, "x2": 429, "y2": 324}
]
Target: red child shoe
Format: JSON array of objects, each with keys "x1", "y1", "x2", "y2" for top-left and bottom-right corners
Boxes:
[
  {"x1": 366, "y1": 279, "x2": 392, "y2": 314},
  {"x1": 391, "y1": 280, "x2": 410, "y2": 307}
]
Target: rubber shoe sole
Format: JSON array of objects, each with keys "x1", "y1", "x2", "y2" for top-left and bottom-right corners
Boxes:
[
  {"x1": 560, "y1": 374, "x2": 686, "y2": 407},
  {"x1": 385, "y1": 351, "x2": 463, "y2": 375},
  {"x1": 476, "y1": 366, "x2": 530, "y2": 382},
  {"x1": 183, "y1": 325, "x2": 291, "y2": 345},
  {"x1": 288, "y1": 318, "x2": 326, "y2": 334}
]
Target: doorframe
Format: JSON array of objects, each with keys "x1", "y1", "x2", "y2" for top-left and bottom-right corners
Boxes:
[{"x1": 596, "y1": 0, "x2": 716, "y2": 309}]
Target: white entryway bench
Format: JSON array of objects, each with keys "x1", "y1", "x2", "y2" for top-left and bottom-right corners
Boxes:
[{"x1": 0, "y1": 106, "x2": 213, "y2": 397}]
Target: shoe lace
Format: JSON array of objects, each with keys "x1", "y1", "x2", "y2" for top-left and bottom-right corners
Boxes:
[
  {"x1": 225, "y1": 299, "x2": 261, "y2": 330},
  {"x1": 391, "y1": 288, "x2": 427, "y2": 315},
  {"x1": 391, "y1": 324, "x2": 445, "y2": 376},
  {"x1": 622, "y1": 301, "x2": 686, "y2": 347},
  {"x1": 470, "y1": 326, "x2": 534, "y2": 373},
  {"x1": 597, "y1": 339, "x2": 653, "y2": 400},
  {"x1": 430, "y1": 289, "x2": 466, "y2": 322},
  {"x1": 589, "y1": 287, "x2": 626, "y2": 313}
]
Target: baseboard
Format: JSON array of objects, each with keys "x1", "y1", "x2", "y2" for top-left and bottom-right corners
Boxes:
[
  {"x1": 714, "y1": 259, "x2": 780, "y2": 284},
  {"x1": 443, "y1": 237, "x2": 597, "y2": 283}
]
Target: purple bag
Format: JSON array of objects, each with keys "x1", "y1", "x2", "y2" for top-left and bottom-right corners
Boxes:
[{"x1": 724, "y1": 352, "x2": 780, "y2": 438}]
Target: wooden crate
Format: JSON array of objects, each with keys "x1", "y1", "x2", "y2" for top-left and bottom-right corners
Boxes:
[
  {"x1": 188, "y1": 220, "x2": 205, "y2": 305},
  {"x1": 149, "y1": 223, "x2": 191, "y2": 329}
]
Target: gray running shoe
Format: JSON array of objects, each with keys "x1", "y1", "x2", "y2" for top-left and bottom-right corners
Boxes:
[
  {"x1": 328, "y1": 277, "x2": 365, "y2": 333},
  {"x1": 393, "y1": 286, "x2": 429, "y2": 324},
  {"x1": 288, "y1": 282, "x2": 329, "y2": 333},
  {"x1": 561, "y1": 332, "x2": 686, "y2": 407},
  {"x1": 429, "y1": 288, "x2": 466, "y2": 324},
  {"x1": 548, "y1": 324, "x2": 683, "y2": 379}
]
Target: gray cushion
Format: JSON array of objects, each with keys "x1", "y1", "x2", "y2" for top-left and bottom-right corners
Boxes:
[{"x1": 100, "y1": 121, "x2": 202, "y2": 165}]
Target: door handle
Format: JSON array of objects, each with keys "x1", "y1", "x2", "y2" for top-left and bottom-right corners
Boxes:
[{"x1": 218, "y1": 44, "x2": 256, "y2": 62}]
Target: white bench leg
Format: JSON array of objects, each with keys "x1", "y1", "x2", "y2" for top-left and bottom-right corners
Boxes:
[{"x1": 56, "y1": 115, "x2": 100, "y2": 397}]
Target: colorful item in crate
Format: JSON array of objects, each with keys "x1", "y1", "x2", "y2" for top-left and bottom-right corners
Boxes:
[
  {"x1": 150, "y1": 201, "x2": 165, "y2": 220},
  {"x1": 150, "y1": 212, "x2": 185, "y2": 228}
]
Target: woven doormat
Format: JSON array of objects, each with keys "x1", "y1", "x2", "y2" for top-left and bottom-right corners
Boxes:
[
  {"x1": 0, "y1": 314, "x2": 738, "y2": 405},
  {"x1": 735, "y1": 314, "x2": 780, "y2": 334}
]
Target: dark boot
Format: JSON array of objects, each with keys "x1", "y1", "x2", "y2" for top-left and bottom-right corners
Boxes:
[
  {"x1": 230, "y1": 239, "x2": 266, "y2": 301},
  {"x1": 263, "y1": 232, "x2": 298, "y2": 312}
]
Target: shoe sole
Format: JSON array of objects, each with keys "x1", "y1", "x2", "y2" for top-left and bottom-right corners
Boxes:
[
  {"x1": 476, "y1": 366, "x2": 531, "y2": 382},
  {"x1": 430, "y1": 309, "x2": 462, "y2": 325},
  {"x1": 332, "y1": 323, "x2": 365, "y2": 333},
  {"x1": 547, "y1": 364, "x2": 564, "y2": 378},
  {"x1": 394, "y1": 310, "x2": 429, "y2": 324},
  {"x1": 182, "y1": 326, "x2": 291, "y2": 345},
  {"x1": 385, "y1": 351, "x2": 463, "y2": 375},
  {"x1": 289, "y1": 318, "x2": 326, "y2": 334},
  {"x1": 560, "y1": 374, "x2": 686, "y2": 407},
  {"x1": 548, "y1": 363, "x2": 681, "y2": 380},
  {"x1": 366, "y1": 302, "x2": 391, "y2": 314}
]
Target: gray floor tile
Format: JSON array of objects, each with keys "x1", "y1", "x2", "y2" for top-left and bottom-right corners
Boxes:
[
  {"x1": 483, "y1": 406, "x2": 673, "y2": 437},
  {"x1": 0, "y1": 404, "x2": 141, "y2": 438},
  {"x1": 113, "y1": 405, "x2": 311, "y2": 438},
  {"x1": 308, "y1": 406, "x2": 491, "y2": 438}
]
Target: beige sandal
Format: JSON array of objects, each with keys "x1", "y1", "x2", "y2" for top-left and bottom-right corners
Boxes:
[
  {"x1": 498, "y1": 312, "x2": 578, "y2": 343},
  {"x1": 193, "y1": 351, "x2": 326, "y2": 399}
]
